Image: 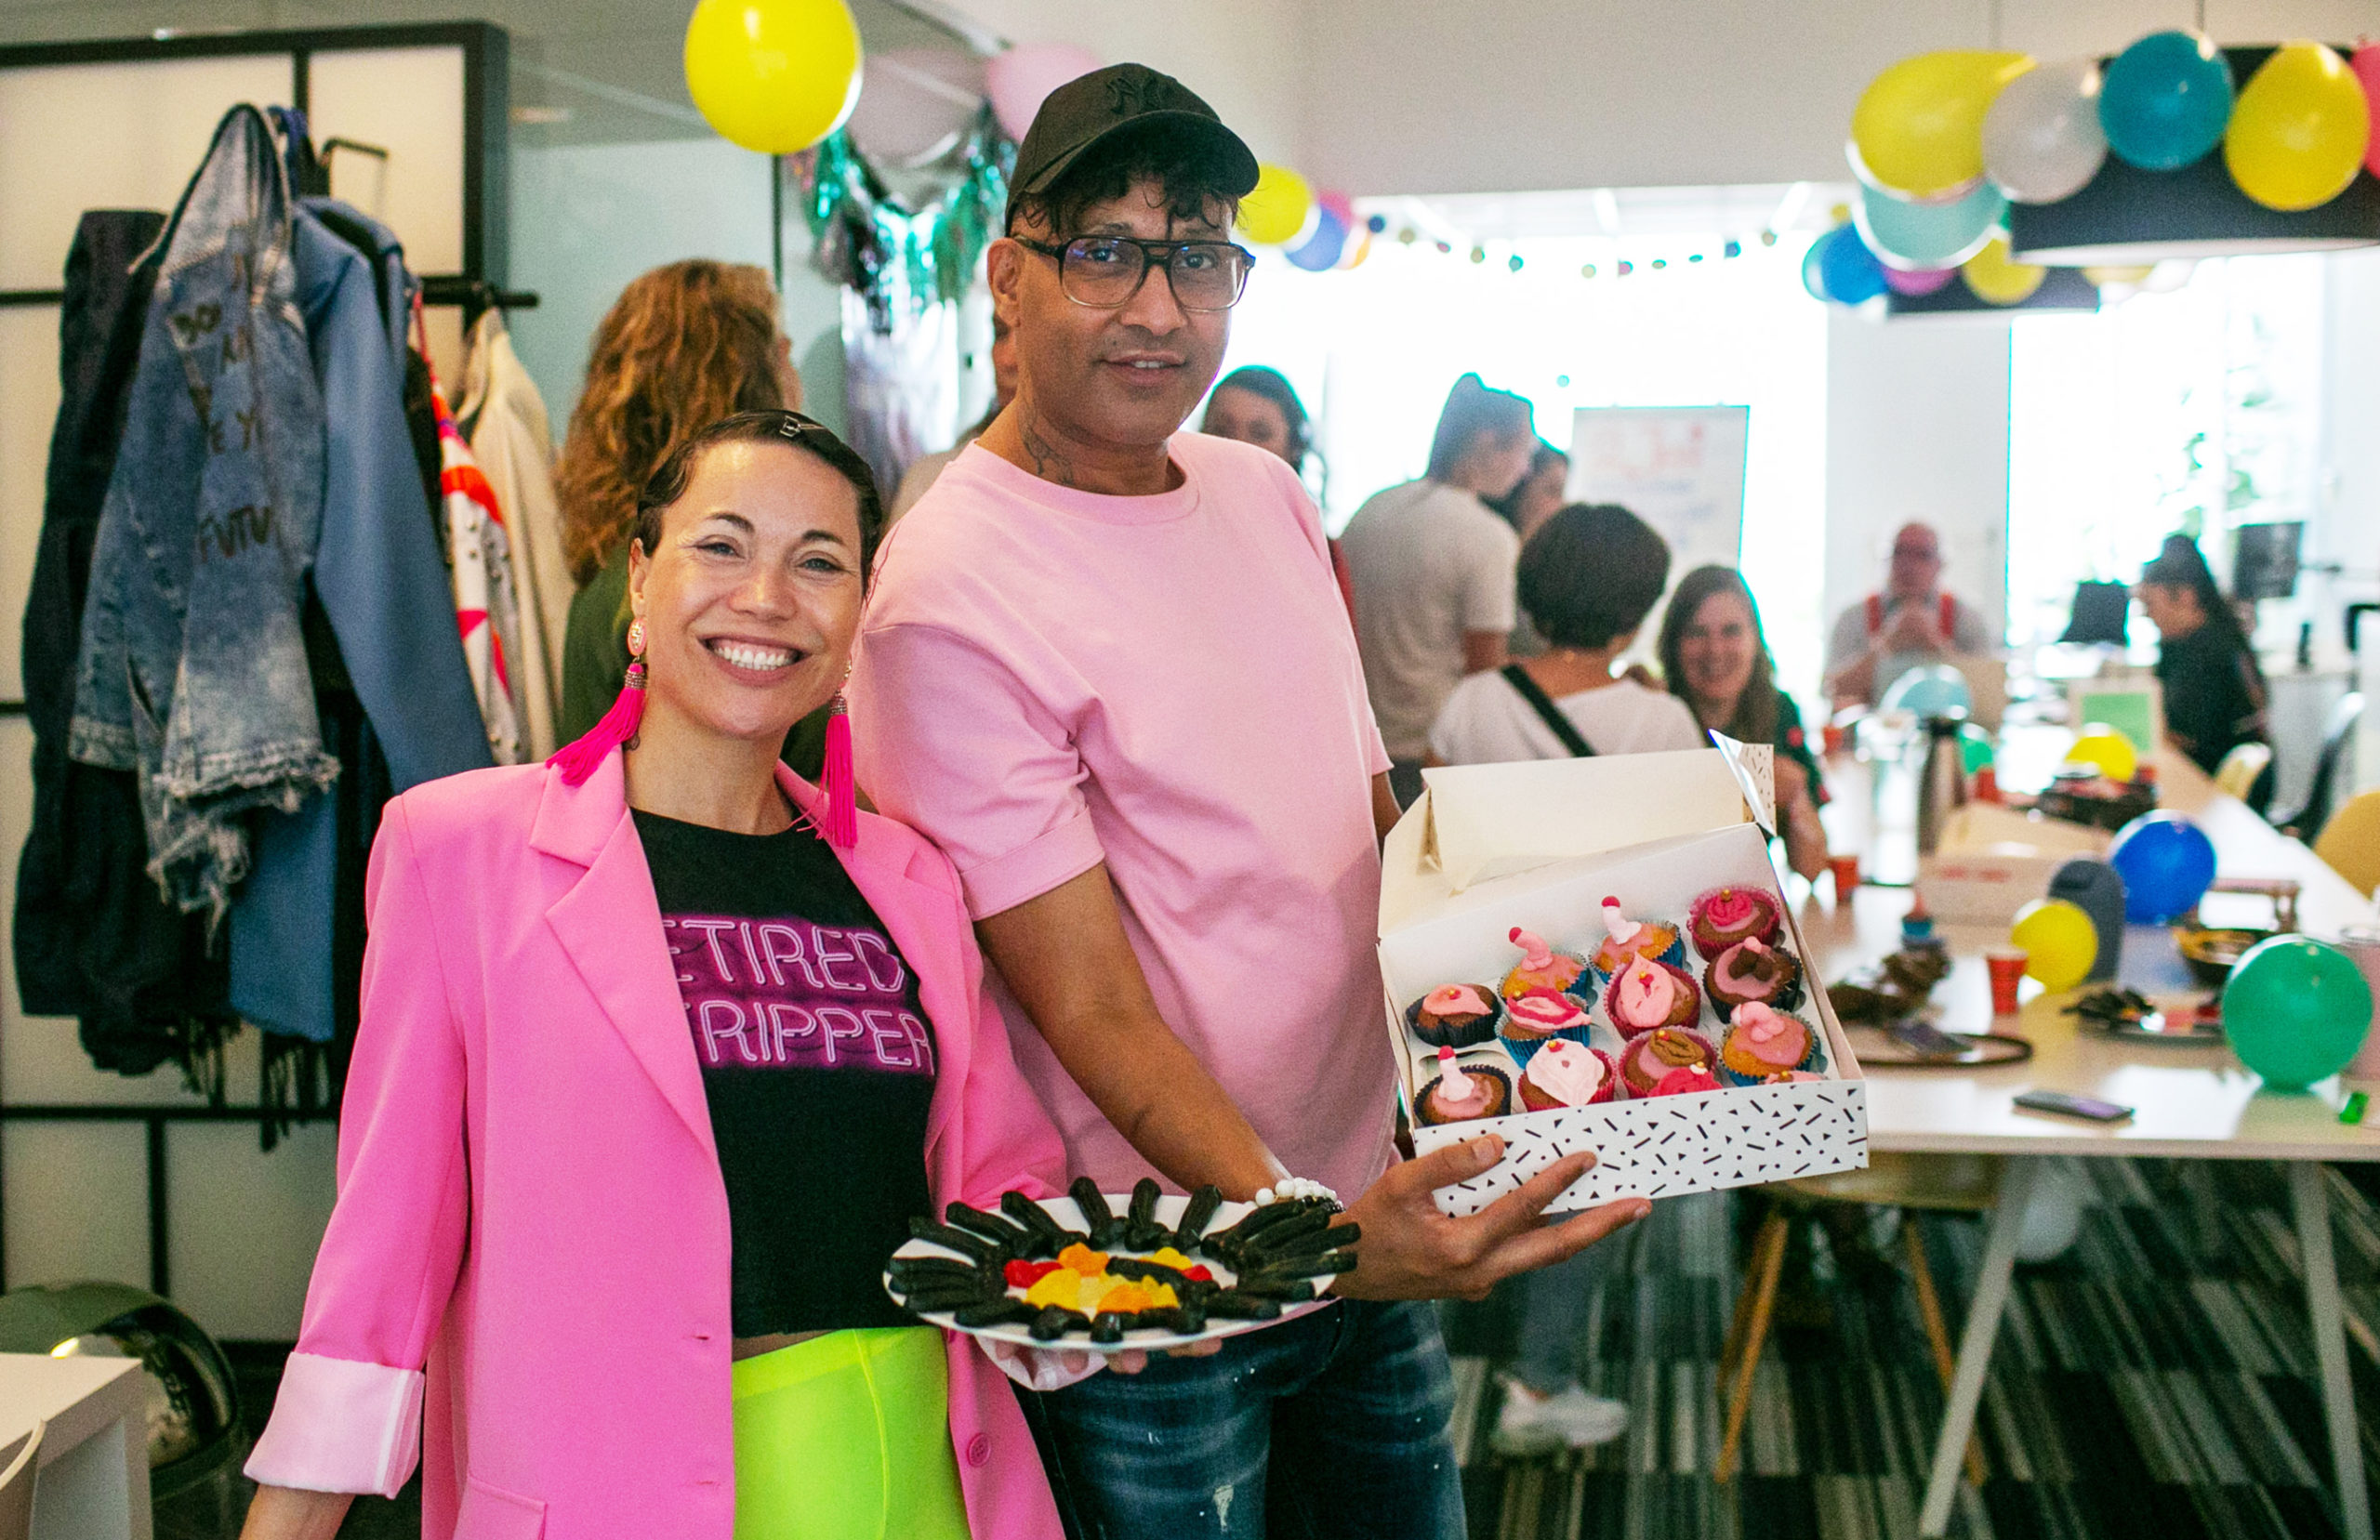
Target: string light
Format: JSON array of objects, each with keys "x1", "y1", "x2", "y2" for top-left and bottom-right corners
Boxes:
[{"x1": 1507, "y1": 253, "x2": 1525, "y2": 272}]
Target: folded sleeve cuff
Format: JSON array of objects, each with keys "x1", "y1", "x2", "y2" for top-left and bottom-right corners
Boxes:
[
  {"x1": 244, "y1": 1351, "x2": 424, "y2": 1497},
  {"x1": 955, "y1": 811, "x2": 1104, "y2": 921}
]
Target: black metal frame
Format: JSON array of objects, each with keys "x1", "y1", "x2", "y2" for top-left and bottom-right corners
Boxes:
[{"x1": 0, "y1": 20, "x2": 518, "y2": 1301}]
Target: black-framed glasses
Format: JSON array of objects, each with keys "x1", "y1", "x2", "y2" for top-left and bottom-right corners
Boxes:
[{"x1": 1016, "y1": 236, "x2": 1255, "y2": 311}]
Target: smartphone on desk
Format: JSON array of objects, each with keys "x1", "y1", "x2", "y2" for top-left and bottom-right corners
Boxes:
[{"x1": 2014, "y1": 1089, "x2": 2134, "y2": 1123}]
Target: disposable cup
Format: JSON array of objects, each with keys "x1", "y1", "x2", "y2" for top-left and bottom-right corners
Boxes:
[
  {"x1": 1829, "y1": 853, "x2": 1860, "y2": 897},
  {"x1": 1985, "y1": 947, "x2": 2028, "y2": 1017}
]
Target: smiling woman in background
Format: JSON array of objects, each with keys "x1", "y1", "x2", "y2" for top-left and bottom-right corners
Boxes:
[
  {"x1": 239, "y1": 413, "x2": 1070, "y2": 1540},
  {"x1": 1659, "y1": 564, "x2": 1830, "y2": 880}
]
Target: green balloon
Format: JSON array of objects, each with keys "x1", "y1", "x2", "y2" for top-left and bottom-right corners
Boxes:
[
  {"x1": 1959, "y1": 723, "x2": 1995, "y2": 773},
  {"x1": 2221, "y1": 936, "x2": 2373, "y2": 1089}
]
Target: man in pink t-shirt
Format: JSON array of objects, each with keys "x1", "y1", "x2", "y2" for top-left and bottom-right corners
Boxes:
[{"x1": 850, "y1": 64, "x2": 1645, "y2": 1538}]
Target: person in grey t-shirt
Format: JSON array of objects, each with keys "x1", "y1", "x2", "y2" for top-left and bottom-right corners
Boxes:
[
  {"x1": 1822, "y1": 520, "x2": 1995, "y2": 708},
  {"x1": 1340, "y1": 374, "x2": 1537, "y2": 803}
]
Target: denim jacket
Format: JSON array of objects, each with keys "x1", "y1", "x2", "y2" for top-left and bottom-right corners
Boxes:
[{"x1": 69, "y1": 105, "x2": 338, "y2": 919}]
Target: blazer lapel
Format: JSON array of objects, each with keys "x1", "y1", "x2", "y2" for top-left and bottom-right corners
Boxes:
[{"x1": 536, "y1": 757, "x2": 716, "y2": 1157}]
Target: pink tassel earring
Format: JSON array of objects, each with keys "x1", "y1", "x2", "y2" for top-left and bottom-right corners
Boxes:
[
  {"x1": 820, "y1": 691, "x2": 857, "y2": 849},
  {"x1": 549, "y1": 618, "x2": 649, "y2": 786}
]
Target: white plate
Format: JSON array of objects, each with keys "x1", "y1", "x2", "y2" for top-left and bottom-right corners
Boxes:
[{"x1": 884, "y1": 1192, "x2": 1339, "y2": 1352}]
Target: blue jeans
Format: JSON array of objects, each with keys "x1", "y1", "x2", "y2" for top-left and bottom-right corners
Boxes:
[{"x1": 1028, "y1": 1299, "x2": 1463, "y2": 1540}]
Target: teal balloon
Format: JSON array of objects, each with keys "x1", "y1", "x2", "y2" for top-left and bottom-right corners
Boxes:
[
  {"x1": 2108, "y1": 811, "x2": 2216, "y2": 922},
  {"x1": 1959, "y1": 721, "x2": 1995, "y2": 772},
  {"x1": 1880, "y1": 664, "x2": 1973, "y2": 719},
  {"x1": 2222, "y1": 936, "x2": 2373, "y2": 1089},
  {"x1": 1857, "y1": 181, "x2": 2006, "y2": 270},
  {"x1": 2100, "y1": 31, "x2": 2235, "y2": 170},
  {"x1": 1802, "y1": 230, "x2": 1836, "y2": 300},
  {"x1": 1818, "y1": 225, "x2": 1888, "y2": 305}
]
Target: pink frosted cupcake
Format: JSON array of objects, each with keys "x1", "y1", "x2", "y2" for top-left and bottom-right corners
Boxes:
[
  {"x1": 1688, "y1": 885, "x2": 1783, "y2": 959},
  {"x1": 1518, "y1": 1039, "x2": 1618, "y2": 1111},
  {"x1": 1703, "y1": 937, "x2": 1804, "y2": 1020},
  {"x1": 1650, "y1": 1064, "x2": 1725, "y2": 1098},
  {"x1": 1604, "y1": 954, "x2": 1701, "y2": 1037},
  {"x1": 1499, "y1": 988, "x2": 1593, "y2": 1065},
  {"x1": 1618, "y1": 1026, "x2": 1716, "y2": 1096},
  {"x1": 1415, "y1": 1046, "x2": 1513, "y2": 1125},
  {"x1": 1589, "y1": 897, "x2": 1685, "y2": 978},
  {"x1": 1500, "y1": 928, "x2": 1589, "y2": 1002},
  {"x1": 1718, "y1": 1004, "x2": 1829, "y2": 1086},
  {"x1": 1406, "y1": 983, "x2": 1504, "y2": 1049}
]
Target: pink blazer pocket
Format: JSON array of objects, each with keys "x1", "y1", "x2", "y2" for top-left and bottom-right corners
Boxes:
[{"x1": 456, "y1": 1476, "x2": 546, "y2": 1539}]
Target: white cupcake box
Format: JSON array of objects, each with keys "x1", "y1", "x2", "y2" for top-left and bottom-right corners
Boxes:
[{"x1": 1381, "y1": 742, "x2": 1868, "y2": 1217}]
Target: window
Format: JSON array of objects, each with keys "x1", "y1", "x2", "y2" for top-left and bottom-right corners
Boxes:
[{"x1": 2007, "y1": 257, "x2": 2326, "y2": 655}]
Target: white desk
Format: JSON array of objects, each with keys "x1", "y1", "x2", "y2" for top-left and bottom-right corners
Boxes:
[
  {"x1": 0, "y1": 1352, "x2": 151, "y2": 1539},
  {"x1": 1807, "y1": 741, "x2": 2379, "y2": 1539}
]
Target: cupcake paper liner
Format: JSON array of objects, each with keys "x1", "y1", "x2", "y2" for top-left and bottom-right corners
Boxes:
[
  {"x1": 1415, "y1": 1062, "x2": 1514, "y2": 1125},
  {"x1": 1715, "y1": 1011, "x2": 1828, "y2": 1086}
]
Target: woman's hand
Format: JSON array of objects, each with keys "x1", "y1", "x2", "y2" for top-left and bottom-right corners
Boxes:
[
  {"x1": 240, "y1": 1486, "x2": 355, "y2": 1540},
  {"x1": 1773, "y1": 757, "x2": 1831, "y2": 880}
]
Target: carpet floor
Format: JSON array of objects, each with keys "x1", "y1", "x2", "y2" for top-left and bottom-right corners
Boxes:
[{"x1": 161, "y1": 1159, "x2": 2379, "y2": 1540}]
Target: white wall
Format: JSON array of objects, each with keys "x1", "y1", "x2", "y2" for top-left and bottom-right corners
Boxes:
[
  {"x1": 1823, "y1": 311, "x2": 2012, "y2": 662},
  {"x1": 2322, "y1": 250, "x2": 2380, "y2": 793}
]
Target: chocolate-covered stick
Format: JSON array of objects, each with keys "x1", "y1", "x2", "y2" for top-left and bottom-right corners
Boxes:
[
  {"x1": 1173, "y1": 1185, "x2": 1225, "y2": 1249},
  {"x1": 906, "y1": 1217, "x2": 1001, "y2": 1266},
  {"x1": 1243, "y1": 1249, "x2": 1356, "y2": 1283},
  {"x1": 1029, "y1": 1306, "x2": 1089, "y2": 1340},
  {"x1": 1123, "y1": 1178, "x2": 1168, "y2": 1248},
  {"x1": 1070, "y1": 1178, "x2": 1124, "y2": 1247},
  {"x1": 998, "y1": 1191, "x2": 1076, "y2": 1257},
  {"x1": 1240, "y1": 1207, "x2": 1334, "y2": 1261},
  {"x1": 945, "y1": 1202, "x2": 1034, "y2": 1251},
  {"x1": 954, "y1": 1298, "x2": 1035, "y2": 1328},
  {"x1": 1203, "y1": 1293, "x2": 1284, "y2": 1321}
]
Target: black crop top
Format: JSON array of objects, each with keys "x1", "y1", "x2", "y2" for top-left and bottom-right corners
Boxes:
[{"x1": 633, "y1": 809, "x2": 938, "y2": 1337}]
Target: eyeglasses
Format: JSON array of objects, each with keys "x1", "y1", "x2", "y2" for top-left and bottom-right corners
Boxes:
[{"x1": 1016, "y1": 235, "x2": 1255, "y2": 312}]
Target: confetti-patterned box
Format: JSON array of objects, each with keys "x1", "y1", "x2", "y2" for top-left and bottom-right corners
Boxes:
[{"x1": 1382, "y1": 746, "x2": 1867, "y2": 1216}]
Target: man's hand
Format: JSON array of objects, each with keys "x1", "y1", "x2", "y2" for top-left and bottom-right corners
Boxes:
[
  {"x1": 1329, "y1": 1134, "x2": 1649, "y2": 1301},
  {"x1": 1883, "y1": 602, "x2": 1945, "y2": 653}
]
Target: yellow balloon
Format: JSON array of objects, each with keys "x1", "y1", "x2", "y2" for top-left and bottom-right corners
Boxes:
[
  {"x1": 1852, "y1": 50, "x2": 2036, "y2": 200},
  {"x1": 2066, "y1": 723, "x2": 2139, "y2": 782},
  {"x1": 685, "y1": 0, "x2": 863, "y2": 155},
  {"x1": 2011, "y1": 898, "x2": 2098, "y2": 993},
  {"x1": 2082, "y1": 264, "x2": 2154, "y2": 286},
  {"x1": 2224, "y1": 41, "x2": 2371, "y2": 212},
  {"x1": 1237, "y1": 164, "x2": 1315, "y2": 247},
  {"x1": 1961, "y1": 235, "x2": 2045, "y2": 305}
]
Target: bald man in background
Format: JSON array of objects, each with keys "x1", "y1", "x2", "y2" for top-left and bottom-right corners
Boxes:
[{"x1": 1824, "y1": 521, "x2": 1994, "y2": 708}]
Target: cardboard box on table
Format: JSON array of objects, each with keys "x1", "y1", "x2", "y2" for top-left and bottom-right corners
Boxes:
[
  {"x1": 1382, "y1": 744, "x2": 1867, "y2": 1218},
  {"x1": 1916, "y1": 804, "x2": 2110, "y2": 925}
]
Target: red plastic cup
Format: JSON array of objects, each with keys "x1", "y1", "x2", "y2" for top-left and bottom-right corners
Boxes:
[
  {"x1": 1985, "y1": 947, "x2": 2028, "y2": 1016},
  {"x1": 1821, "y1": 722, "x2": 1847, "y2": 757},
  {"x1": 1829, "y1": 853, "x2": 1860, "y2": 896}
]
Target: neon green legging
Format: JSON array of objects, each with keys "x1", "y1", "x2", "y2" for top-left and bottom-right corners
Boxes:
[{"x1": 731, "y1": 1327, "x2": 972, "y2": 1540}]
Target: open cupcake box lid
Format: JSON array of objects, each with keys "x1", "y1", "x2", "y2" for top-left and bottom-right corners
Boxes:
[{"x1": 1380, "y1": 741, "x2": 1869, "y2": 1216}]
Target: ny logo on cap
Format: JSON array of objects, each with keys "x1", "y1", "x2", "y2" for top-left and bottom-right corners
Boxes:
[{"x1": 1104, "y1": 70, "x2": 1189, "y2": 119}]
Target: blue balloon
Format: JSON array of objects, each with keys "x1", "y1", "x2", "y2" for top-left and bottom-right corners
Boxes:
[
  {"x1": 1803, "y1": 230, "x2": 1837, "y2": 300},
  {"x1": 2099, "y1": 31, "x2": 2235, "y2": 171},
  {"x1": 2108, "y1": 811, "x2": 2217, "y2": 922},
  {"x1": 1818, "y1": 225, "x2": 1888, "y2": 305},
  {"x1": 1879, "y1": 664, "x2": 1973, "y2": 719},
  {"x1": 1858, "y1": 181, "x2": 2006, "y2": 270},
  {"x1": 1286, "y1": 207, "x2": 1348, "y2": 271}
]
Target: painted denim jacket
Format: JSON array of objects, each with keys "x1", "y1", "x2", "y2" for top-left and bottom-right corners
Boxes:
[{"x1": 69, "y1": 105, "x2": 338, "y2": 919}]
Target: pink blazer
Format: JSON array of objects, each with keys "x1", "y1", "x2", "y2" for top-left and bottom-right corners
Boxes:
[{"x1": 245, "y1": 754, "x2": 1069, "y2": 1540}]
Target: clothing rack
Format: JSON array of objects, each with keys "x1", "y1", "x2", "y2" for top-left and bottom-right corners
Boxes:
[{"x1": 0, "y1": 20, "x2": 514, "y2": 1314}]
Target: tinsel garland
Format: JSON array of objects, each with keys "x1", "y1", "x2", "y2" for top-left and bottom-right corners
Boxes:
[{"x1": 799, "y1": 108, "x2": 1012, "y2": 331}]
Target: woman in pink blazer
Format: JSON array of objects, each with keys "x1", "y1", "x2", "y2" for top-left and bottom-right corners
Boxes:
[{"x1": 241, "y1": 413, "x2": 1070, "y2": 1540}]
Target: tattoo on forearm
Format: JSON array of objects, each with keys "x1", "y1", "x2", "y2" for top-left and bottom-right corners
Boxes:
[{"x1": 1018, "y1": 408, "x2": 1078, "y2": 488}]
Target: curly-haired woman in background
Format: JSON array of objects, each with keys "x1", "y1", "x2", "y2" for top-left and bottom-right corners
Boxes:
[{"x1": 558, "y1": 259, "x2": 800, "y2": 741}]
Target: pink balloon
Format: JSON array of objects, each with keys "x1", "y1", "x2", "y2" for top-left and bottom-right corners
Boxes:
[
  {"x1": 2353, "y1": 43, "x2": 2380, "y2": 180},
  {"x1": 1884, "y1": 265, "x2": 1957, "y2": 296},
  {"x1": 1316, "y1": 191, "x2": 1356, "y2": 230},
  {"x1": 985, "y1": 43, "x2": 1104, "y2": 141}
]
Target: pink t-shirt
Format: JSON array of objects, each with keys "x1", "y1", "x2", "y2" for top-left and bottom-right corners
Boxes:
[{"x1": 850, "y1": 434, "x2": 1396, "y2": 1203}]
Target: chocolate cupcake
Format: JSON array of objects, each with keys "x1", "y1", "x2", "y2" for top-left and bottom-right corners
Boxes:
[
  {"x1": 1604, "y1": 954, "x2": 1702, "y2": 1037},
  {"x1": 1518, "y1": 1039, "x2": 1618, "y2": 1111},
  {"x1": 1703, "y1": 938, "x2": 1804, "y2": 1020},
  {"x1": 1499, "y1": 988, "x2": 1594, "y2": 1065},
  {"x1": 1590, "y1": 896, "x2": 1685, "y2": 978},
  {"x1": 1618, "y1": 1026, "x2": 1716, "y2": 1097},
  {"x1": 1717, "y1": 1004, "x2": 1821, "y2": 1085},
  {"x1": 1501, "y1": 928, "x2": 1590, "y2": 1001},
  {"x1": 1406, "y1": 982, "x2": 1504, "y2": 1049},
  {"x1": 1415, "y1": 1046, "x2": 1513, "y2": 1125},
  {"x1": 1688, "y1": 885, "x2": 1783, "y2": 959}
]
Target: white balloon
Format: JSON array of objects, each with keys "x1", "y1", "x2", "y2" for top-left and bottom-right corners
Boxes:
[
  {"x1": 1983, "y1": 59, "x2": 2109, "y2": 204},
  {"x1": 847, "y1": 48, "x2": 985, "y2": 167},
  {"x1": 2014, "y1": 1163, "x2": 2088, "y2": 1262}
]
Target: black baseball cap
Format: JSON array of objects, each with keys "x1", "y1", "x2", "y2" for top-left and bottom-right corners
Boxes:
[{"x1": 1007, "y1": 63, "x2": 1260, "y2": 229}]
